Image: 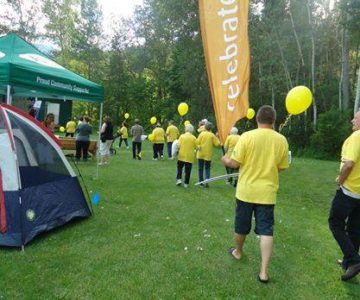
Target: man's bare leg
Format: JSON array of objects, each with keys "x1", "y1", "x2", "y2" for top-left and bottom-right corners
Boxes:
[
  {"x1": 231, "y1": 233, "x2": 246, "y2": 259},
  {"x1": 259, "y1": 235, "x2": 273, "y2": 280}
]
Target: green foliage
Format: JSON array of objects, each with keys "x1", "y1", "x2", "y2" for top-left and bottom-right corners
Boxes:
[{"x1": 310, "y1": 109, "x2": 352, "y2": 159}]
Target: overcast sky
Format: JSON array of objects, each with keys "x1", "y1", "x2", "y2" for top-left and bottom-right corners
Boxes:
[{"x1": 98, "y1": 0, "x2": 143, "y2": 34}]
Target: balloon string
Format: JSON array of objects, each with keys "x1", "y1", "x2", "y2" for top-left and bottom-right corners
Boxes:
[{"x1": 279, "y1": 114, "x2": 292, "y2": 133}]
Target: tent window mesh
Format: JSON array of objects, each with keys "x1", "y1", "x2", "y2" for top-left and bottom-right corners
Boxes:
[{"x1": 7, "y1": 112, "x2": 71, "y2": 188}]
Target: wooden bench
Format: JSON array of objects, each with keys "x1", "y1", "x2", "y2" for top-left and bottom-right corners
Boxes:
[{"x1": 59, "y1": 137, "x2": 97, "y2": 159}]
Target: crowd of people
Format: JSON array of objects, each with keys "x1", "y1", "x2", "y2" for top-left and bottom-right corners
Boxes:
[{"x1": 35, "y1": 106, "x2": 360, "y2": 283}]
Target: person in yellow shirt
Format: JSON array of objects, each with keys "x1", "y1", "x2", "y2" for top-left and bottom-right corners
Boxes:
[
  {"x1": 166, "y1": 120, "x2": 179, "y2": 159},
  {"x1": 119, "y1": 122, "x2": 129, "y2": 149},
  {"x1": 221, "y1": 105, "x2": 289, "y2": 284},
  {"x1": 197, "y1": 119, "x2": 207, "y2": 134},
  {"x1": 65, "y1": 118, "x2": 76, "y2": 137},
  {"x1": 152, "y1": 122, "x2": 165, "y2": 160},
  {"x1": 224, "y1": 127, "x2": 241, "y2": 186},
  {"x1": 328, "y1": 111, "x2": 360, "y2": 281},
  {"x1": 176, "y1": 124, "x2": 197, "y2": 188},
  {"x1": 196, "y1": 122, "x2": 220, "y2": 187}
]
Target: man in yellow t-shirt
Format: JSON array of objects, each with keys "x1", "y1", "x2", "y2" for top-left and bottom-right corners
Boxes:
[
  {"x1": 176, "y1": 124, "x2": 197, "y2": 188},
  {"x1": 166, "y1": 120, "x2": 179, "y2": 159},
  {"x1": 65, "y1": 118, "x2": 77, "y2": 137},
  {"x1": 329, "y1": 111, "x2": 360, "y2": 281},
  {"x1": 196, "y1": 122, "x2": 220, "y2": 187},
  {"x1": 224, "y1": 127, "x2": 241, "y2": 186},
  {"x1": 222, "y1": 105, "x2": 289, "y2": 283},
  {"x1": 151, "y1": 123, "x2": 165, "y2": 160},
  {"x1": 119, "y1": 122, "x2": 129, "y2": 149}
]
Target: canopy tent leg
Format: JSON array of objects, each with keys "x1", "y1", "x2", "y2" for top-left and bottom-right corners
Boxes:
[
  {"x1": 6, "y1": 85, "x2": 12, "y2": 105},
  {"x1": 96, "y1": 103, "x2": 104, "y2": 179}
]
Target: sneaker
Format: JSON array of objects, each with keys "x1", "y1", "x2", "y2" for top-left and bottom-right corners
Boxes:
[
  {"x1": 184, "y1": 184, "x2": 189, "y2": 188},
  {"x1": 341, "y1": 262, "x2": 360, "y2": 281},
  {"x1": 160, "y1": 155, "x2": 164, "y2": 159},
  {"x1": 152, "y1": 158, "x2": 158, "y2": 161},
  {"x1": 98, "y1": 162, "x2": 104, "y2": 166},
  {"x1": 176, "y1": 179, "x2": 182, "y2": 186},
  {"x1": 126, "y1": 147, "x2": 129, "y2": 149}
]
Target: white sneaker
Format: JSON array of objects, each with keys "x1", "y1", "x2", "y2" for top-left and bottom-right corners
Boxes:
[
  {"x1": 160, "y1": 155, "x2": 164, "y2": 159},
  {"x1": 98, "y1": 162, "x2": 104, "y2": 166},
  {"x1": 176, "y1": 179, "x2": 182, "y2": 186},
  {"x1": 152, "y1": 158, "x2": 158, "y2": 161},
  {"x1": 184, "y1": 184, "x2": 189, "y2": 188}
]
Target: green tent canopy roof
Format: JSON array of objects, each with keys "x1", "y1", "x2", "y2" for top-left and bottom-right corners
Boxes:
[{"x1": 0, "y1": 33, "x2": 104, "y2": 103}]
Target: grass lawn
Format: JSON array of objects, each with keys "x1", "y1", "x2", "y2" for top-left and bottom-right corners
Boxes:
[{"x1": 1, "y1": 141, "x2": 359, "y2": 299}]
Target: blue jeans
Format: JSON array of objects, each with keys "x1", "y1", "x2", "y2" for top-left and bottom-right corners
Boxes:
[
  {"x1": 167, "y1": 142, "x2": 173, "y2": 158},
  {"x1": 177, "y1": 161, "x2": 192, "y2": 184},
  {"x1": 198, "y1": 159, "x2": 211, "y2": 183},
  {"x1": 329, "y1": 189, "x2": 360, "y2": 268}
]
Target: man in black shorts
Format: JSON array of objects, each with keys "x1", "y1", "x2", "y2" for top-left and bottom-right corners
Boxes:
[{"x1": 222, "y1": 105, "x2": 289, "y2": 283}]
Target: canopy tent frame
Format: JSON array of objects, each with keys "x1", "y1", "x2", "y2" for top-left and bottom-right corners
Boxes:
[{"x1": 1, "y1": 34, "x2": 104, "y2": 178}]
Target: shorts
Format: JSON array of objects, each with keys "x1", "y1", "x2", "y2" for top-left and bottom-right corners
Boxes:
[{"x1": 234, "y1": 199, "x2": 274, "y2": 236}]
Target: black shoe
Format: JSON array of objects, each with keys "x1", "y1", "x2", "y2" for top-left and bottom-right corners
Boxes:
[{"x1": 341, "y1": 262, "x2": 360, "y2": 281}]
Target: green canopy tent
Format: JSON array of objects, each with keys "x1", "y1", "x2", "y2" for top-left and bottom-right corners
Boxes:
[{"x1": 0, "y1": 33, "x2": 105, "y2": 177}]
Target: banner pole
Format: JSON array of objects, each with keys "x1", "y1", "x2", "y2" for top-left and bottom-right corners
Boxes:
[{"x1": 6, "y1": 85, "x2": 11, "y2": 105}]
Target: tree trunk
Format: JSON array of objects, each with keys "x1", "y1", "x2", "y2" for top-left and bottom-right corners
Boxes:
[
  {"x1": 341, "y1": 11, "x2": 350, "y2": 110},
  {"x1": 355, "y1": 68, "x2": 360, "y2": 114},
  {"x1": 306, "y1": 0, "x2": 317, "y2": 129},
  {"x1": 289, "y1": 1, "x2": 305, "y2": 72},
  {"x1": 273, "y1": 32, "x2": 293, "y2": 90}
]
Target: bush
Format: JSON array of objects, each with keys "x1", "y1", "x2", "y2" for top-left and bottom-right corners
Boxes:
[{"x1": 309, "y1": 109, "x2": 352, "y2": 160}]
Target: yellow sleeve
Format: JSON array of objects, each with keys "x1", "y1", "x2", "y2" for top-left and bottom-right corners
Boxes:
[
  {"x1": 344, "y1": 134, "x2": 360, "y2": 162},
  {"x1": 231, "y1": 135, "x2": 246, "y2": 164},
  {"x1": 278, "y1": 138, "x2": 289, "y2": 169},
  {"x1": 213, "y1": 134, "x2": 220, "y2": 147}
]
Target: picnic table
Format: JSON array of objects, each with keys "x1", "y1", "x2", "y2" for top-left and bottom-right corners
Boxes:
[{"x1": 59, "y1": 137, "x2": 97, "y2": 159}]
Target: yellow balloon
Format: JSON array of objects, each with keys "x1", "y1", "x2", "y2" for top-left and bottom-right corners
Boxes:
[
  {"x1": 246, "y1": 108, "x2": 255, "y2": 120},
  {"x1": 59, "y1": 126, "x2": 65, "y2": 132},
  {"x1": 150, "y1": 116, "x2": 157, "y2": 125},
  {"x1": 148, "y1": 134, "x2": 154, "y2": 142},
  {"x1": 124, "y1": 113, "x2": 130, "y2": 119},
  {"x1": 184, "y1": 120, "x2": 190, "y2": 126},
  {"x1": 178, "y1": 102, "x2": 189, "y2": 116},
  {"x1": 286, "y1": 86, "x2": 313, "y2": 115}
]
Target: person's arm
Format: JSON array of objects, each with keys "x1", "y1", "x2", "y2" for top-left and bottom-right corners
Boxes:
[
  {"x1": 336, "y1": 160, "x2": 355, "y2": 188},
  {"x1": 221, "y1": 155, "x2": 240, "y2": 169}
]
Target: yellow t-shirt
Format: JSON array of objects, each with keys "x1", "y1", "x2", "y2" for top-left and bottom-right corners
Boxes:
[
  {"x1": 66, "y1": 121, "x2": 76, "y2": 133},
  {"x1": 152, "y1": 127, "x2": 165, "y2": 144},
  {"x1": 120, "y1": 126, "x2": 128, "y2": 138},
  {"x1": 196, "y1": 131, "x2": 220, "y2": 161},
  {"x1": 166, "y1": 125, "x2": 179, "y2": 142},
  {"x1": 224, "y1": 134, "x2": 240, "y2": 158},
  {"x1": 178, "y1": 132, "x2": 198, "y2": 163},
  {"x1": 341, "y1": 130, "x2": 360, "y2": 195},
  {"x1": 231, "y1": 128, "x2": 289, "y2": 205}
]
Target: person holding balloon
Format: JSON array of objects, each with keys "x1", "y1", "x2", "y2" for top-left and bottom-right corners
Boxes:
[
  {"x1": 130, "y1": 119, "x2": 144, "y2": 160},
  {"x1": 119, "y1": 121, "x2": 129, "y2": 149},
  {"x1": 166, "y1": 120, "x2": 179, "y2": 160},
  {"x1": 196, "y1": 122, "x2": 221, "y2": 187},
  {"x1": 221, "y1": 105, "x2": 289, "y2": 284},
  {"x1": 176, "y1": 124, "x2": 198, "y2": 188},
  {"x1": 151, "y1": 122, "x2": 166, "y2": 160}
]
